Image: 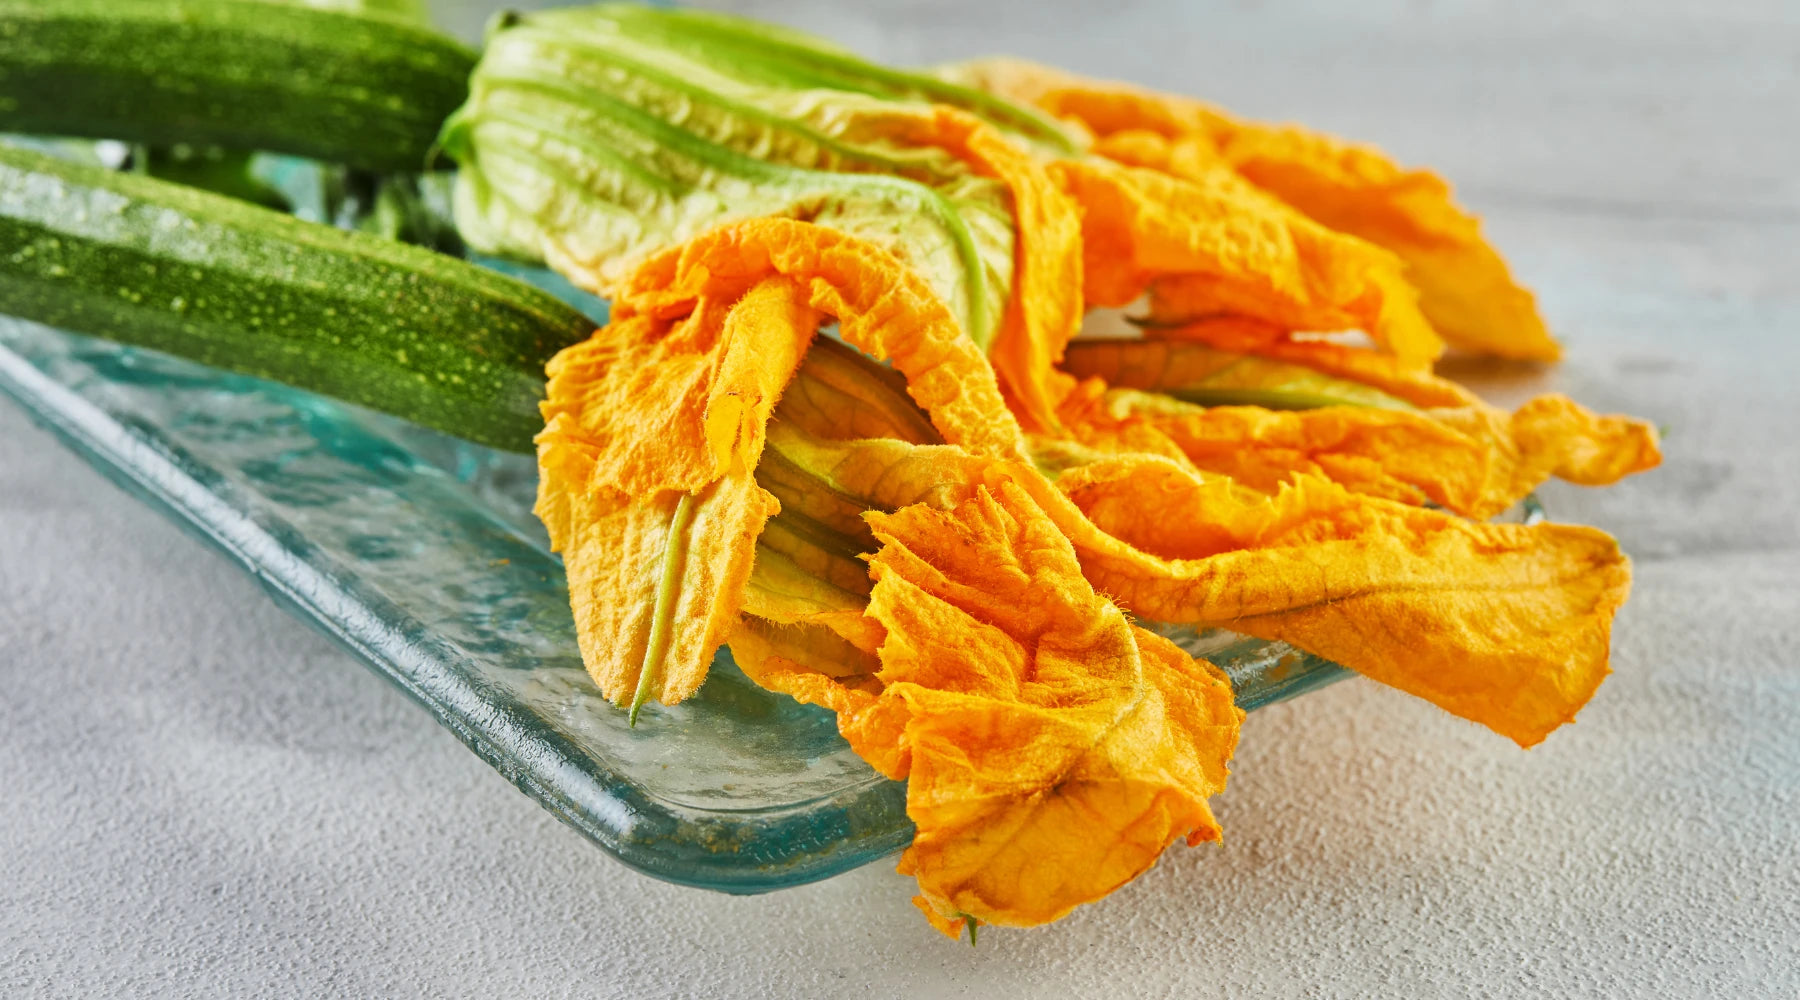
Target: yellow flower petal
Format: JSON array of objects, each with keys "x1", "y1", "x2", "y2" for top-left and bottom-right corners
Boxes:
[
  {"x1": 1051, "y1": 150, "x2": 1444, "y2": 368},
  {"x1": 546, "y1": 474, "x2": 775, "y2": 706},
  {"x1": 944, "y1": 56, "x2": 1558, "y2": 360},
  {"x1": 537, "y1": 276, "x2": 816, "y2": 706},
  {"x1": 1055, "y1": 381, "x2": 1493, "y2": 512},
  {"x1": 765, "y1": 430, "x2": 1629, "y2": 747},
  {"x1": 621, "y1": 217, "x2": 1027, "y2": 460},
  {"x1": 1056, "y1": 463, "x2": 1630, "y2": 748},
  {"x1": 737, "y1": 481, "x2": 1244, "y2": 933},
  {"x1": 1064, "y1": 338, "x2": 1661, "y2": 517}
]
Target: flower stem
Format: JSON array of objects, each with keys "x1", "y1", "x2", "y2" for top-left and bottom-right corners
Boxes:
[{"x1": 629, "y1": 490, "x2": 698, "y2": 726}]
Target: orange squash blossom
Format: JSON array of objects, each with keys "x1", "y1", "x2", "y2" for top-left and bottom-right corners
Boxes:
[{"x1": 524, "y1": 52, "x2": 1662, "y2": 939}]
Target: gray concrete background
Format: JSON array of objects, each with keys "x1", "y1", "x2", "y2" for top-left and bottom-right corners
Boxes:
[{"x1": 4, "y1": 1, "x2": 1798, "y2": 997}]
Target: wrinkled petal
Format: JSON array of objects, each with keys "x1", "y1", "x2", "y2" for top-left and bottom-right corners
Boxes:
[
  {"x1": 1051, "y1": 150, "x2": 1443, "y2": 368},
  {"x1": 934, "y1": 55, "x2": 1234, "y2": 141},
  {"x1": 1055, "y1": 463, "x2": 1630, "y2": 748},
  {"x1": 1055, "y1": 382, "x2": 1493, "y2": 512},
  {"x1": 868, "y1": 485, "x2": 1237, "y2": 934},
  {"x1": 1514, "y1": 395, "x2": 1663, "y2": 486},
  {"x1": 1213, "y1": 125, "x2": 1561, "y2": 361},
  {"x1": 919, "y1": 113, "x2": 1085, "y2": 434},
  {"x1": 728, "y1": 617, "x2": 906, "y2": 777},
  {"x1": 542, "y1": 217, "x2": 1042, "y2": 708},
  {"x1": 943, "y1": 56, "x2": 1557, "y2": 360},
  {"x1": 622, "y1": 217, "x2": 1027, "y2": 460},
  {"x1": 1065, "y1": 338, "x2": 1661, "y2": 516},
  {"x1": 880, "y1": 484, "x2": 1238, "y2": 931},
  {"x1": 1430, "y1": 395, "x2": 1664, "y2": 513},
  {"x1": 734, "y1": 480, "x2": 1242, "y2": 935},
  {"x1": 537, "y1": 276, "x2": 816, "y2": 705},
  {"x1": 820, "y1": 104, "x2": 1087, "y2": 433},
  {"x1": 549, "y1": 474, "x2": 776, "y2": 705},
  {"x1": 535, "y1": 277, "x2": 816, "y2": 499},
  {"x1": 772, "y1": 431, "x2": 1629, "y2": 747}
]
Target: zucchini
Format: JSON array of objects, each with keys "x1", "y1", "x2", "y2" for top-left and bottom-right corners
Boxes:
[
  {"x1": 0, "y1": 145, "x2": 593, "y2": 451},
  {"x1": 0, "y1": 0, "x2": 475, "y2": 173}
]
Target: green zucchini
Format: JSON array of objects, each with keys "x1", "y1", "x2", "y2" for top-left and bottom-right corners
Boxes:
[
  {"x1": 0, "y1": 0, "x2": 475, "y2": 173},
  {"x1": 0, "y1": 145, "x2": 593, "y2": 451}
]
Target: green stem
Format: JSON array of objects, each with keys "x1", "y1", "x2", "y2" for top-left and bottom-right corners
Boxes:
[
  {"x1": 1165, "y1": 387, "x2": 1400, "y2": 411},
  {"x1": 630, "y1": 490, "x2": 700, "y2": 726}
]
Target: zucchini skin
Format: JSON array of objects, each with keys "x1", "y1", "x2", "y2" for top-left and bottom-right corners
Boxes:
[
  {"x1": 0, "y1": 0, "x2": 475, "y2": 173},
  {"x1": 0, "y1": 145, "x2": 594, "y2": 451}
]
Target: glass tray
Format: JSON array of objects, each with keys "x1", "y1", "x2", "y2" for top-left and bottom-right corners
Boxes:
[{"x1": 0, "y1": 314, "x2": 1348, "y2": 894}]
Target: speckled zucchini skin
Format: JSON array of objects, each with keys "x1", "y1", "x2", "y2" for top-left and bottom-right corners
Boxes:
[
  {"x1": 0, "y1": 0, "x2": 475, "y2": 173},
  {"x1": 0, "y1": 146, "x2": 593, "y2": 451}
]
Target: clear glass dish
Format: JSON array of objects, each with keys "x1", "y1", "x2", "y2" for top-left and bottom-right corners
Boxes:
[{"x1": 0, "y1": 312, "x2": 1348, "y2": 894}]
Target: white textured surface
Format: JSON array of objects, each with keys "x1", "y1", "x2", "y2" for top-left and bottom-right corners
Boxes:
[{"x1": 4, "y1": 1, "x2": 1798, "y2": 997}]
